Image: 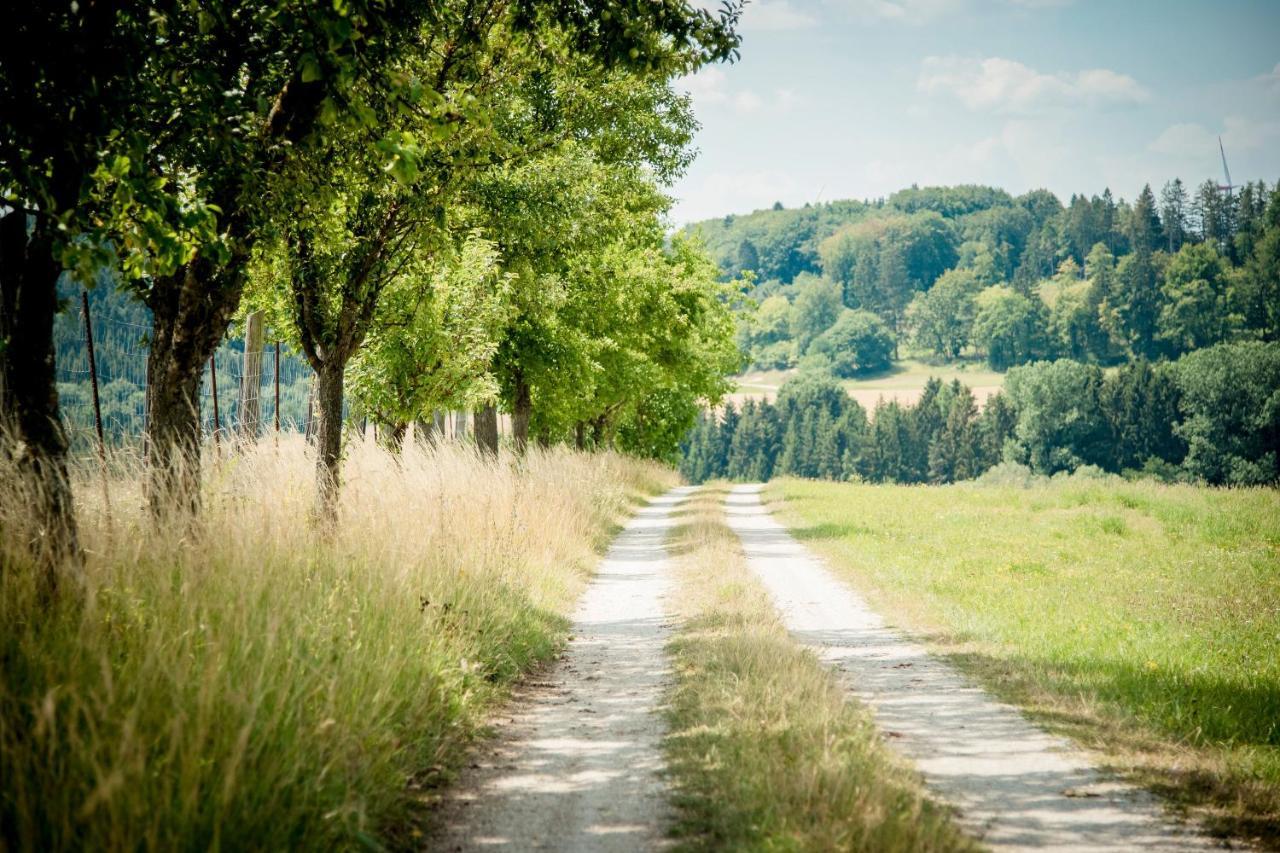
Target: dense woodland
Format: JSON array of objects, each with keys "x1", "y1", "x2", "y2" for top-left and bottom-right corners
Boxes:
[
  {"x1": 690, "y1": 181, "x2": 1279, "y2": 374},
  {"x1": 679, "y1": 180, "x2": 1280, "y2": 487},
  {"x1": 681, "y1": 341, "x2": 1280, "y2": 487}
]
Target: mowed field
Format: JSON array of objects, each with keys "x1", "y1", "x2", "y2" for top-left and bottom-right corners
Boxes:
[
  {"x1": 769, "y1": 476, "x2": 1280, "y2": 847},
  {"x1": 728, "y1": 358, "x2": 1004, "y2": 410}
]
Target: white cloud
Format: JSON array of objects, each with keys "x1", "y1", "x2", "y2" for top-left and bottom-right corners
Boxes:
[
  {"x1": 833, "y1": 0, "x2": 965, "y2": 24},
  {"x1": 1149, "y1": 116, "x2": 1280, "y2": 158},
  {"x1": 680, "y1": 68, "x2": 797, "y2": 116},
  {"x1": 917, "y1": 56, "x2": 1148, "y2": 113},
  {"x1": 744, "y1": 0, "x2": 818, "y2": 30}
]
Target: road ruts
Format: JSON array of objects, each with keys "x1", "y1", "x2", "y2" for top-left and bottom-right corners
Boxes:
[
  {"x1": 725, "y1": 483, "x2": 1219, "y2": 853},
  {"x1": 432, "y1": 486, "x2": 697, "y2": 852}
]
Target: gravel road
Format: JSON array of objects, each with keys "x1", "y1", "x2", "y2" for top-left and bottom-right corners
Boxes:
[{"x1": 431, "y1": 486, "x2": 695, "y2": 852}]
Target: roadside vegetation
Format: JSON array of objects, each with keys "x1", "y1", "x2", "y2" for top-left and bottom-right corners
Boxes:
[
  {"x1": 0, "y1": 438, "x2": 672, "y2": 849},
  {"x1": 770, "y1": 476, "x2": 1280, "y2": 848},
  {"x1": 663, "y1": 486, "x2": 975, "y2": 852}
]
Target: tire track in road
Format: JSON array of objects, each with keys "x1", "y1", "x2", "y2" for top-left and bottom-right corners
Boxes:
[
  {"x1": 432, "y1": 486, "x2": 696, "y2": 852},
  {"x1": 725, "y1": 483, "x2": 1218, "y2": 853}
]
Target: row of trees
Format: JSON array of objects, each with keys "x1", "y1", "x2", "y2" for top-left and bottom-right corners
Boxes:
[
  {"x1": 715, "y1": 180, "x2": 1279, "y2": 373},
  {"x1": 1, "y1": 1, "x2": 745, "y2": 593},
  {"x1": 681, "y1": 341, "x2": 1280, "y2": 488}
]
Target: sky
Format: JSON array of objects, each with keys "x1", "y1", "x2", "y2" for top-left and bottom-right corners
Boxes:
[{"x1": 670, "y1": 0, "x2": 1280, "y2": 226}]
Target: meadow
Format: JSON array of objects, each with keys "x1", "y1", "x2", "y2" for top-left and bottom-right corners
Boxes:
[
  {"x1": 0, "y1": 437, "x2": 672, "y2": 849},
  {"x1": 770, "y1": 474, "x2": 1280, "y2": 847},
  {"x1": 730, "y1": 356, "x2": 1004, "y2": 411}
]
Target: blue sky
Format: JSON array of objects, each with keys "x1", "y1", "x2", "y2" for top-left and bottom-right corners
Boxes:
[{"x1": 671, "y1": 0, "x2": 1280, "y2": 226}]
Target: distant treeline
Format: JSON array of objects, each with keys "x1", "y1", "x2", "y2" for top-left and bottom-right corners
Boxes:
[
  {"x1": 679, "y1": 341, "x2": 1280, "y2": 487},
  {"x1": 687, "y1": 181, "x2": 1280, "y2": 375}
]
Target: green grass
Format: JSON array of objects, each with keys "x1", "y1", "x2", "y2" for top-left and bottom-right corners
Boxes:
[
  {"x1": 0, "y1": 438, "x2": 674, "y2": 850},
  {"x1": 663, "y1": 486, "x2": 975, "y2": 852},
  {"x1": 769, "y1": 476, "x2": 1280, "y2": 848}
]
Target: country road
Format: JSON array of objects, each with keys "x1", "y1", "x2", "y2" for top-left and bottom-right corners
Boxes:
[{"x1": 431, "y1": 486, "x2": 695, "y2": 852}]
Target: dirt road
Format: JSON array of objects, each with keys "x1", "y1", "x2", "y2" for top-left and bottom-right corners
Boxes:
[{"x1": 431, "y1": 486, "x2": 695, "y2": 852}]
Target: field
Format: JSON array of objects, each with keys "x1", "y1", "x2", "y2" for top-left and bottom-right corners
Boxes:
[
  {"x1": 729, "y1": 357, "x2": 1004, "y2": 411},
  {"x1": 769, "y1": 475, "x2": 1280, "y2": 847},
  {"x1": 0, "y1": 437, "x2": 673, "y2": 850}
]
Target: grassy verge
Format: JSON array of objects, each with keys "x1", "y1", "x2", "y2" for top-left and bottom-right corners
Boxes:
[
  {"x1": 662, "y1": 485, "x2": 976, "y2": 851},
  {"x1": 769, "y1": 476, "x2": 1280, "y2": 848},
  {"x1": 0, "y1": 436, "x2": 673, "y2": 850}
]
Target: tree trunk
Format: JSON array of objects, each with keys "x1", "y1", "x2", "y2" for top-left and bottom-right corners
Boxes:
[
  {"x1": 591, "y1": 414, "x2": 609, "y2": 447},
  {"x1": 512, "y1": 373, "x2": 532, "y2": 454},
  {"x1": 144, "y1": 343, "x2": 203, "y2": 518},
  {"x1": 382, "y1": 421, "x2": 407, "y2": 454},
  {"x1": 474, "y1": 405, "x2": 499, "y2": 456},
  {"x1": 575, "y1": 421, "x2": 586, "y2": 451},
  {"x1": 314, "y1": 360, "x2": 345, "y2": 524},
  {"x1": 144, "y1": 260, "x2": 244, "y2": 519},
  {"x1": 237, "y1": 310, "x2": 264, "y2": 443},
  {"x1": 0, "y1": 209, "x2": 79, "y2": 594}
]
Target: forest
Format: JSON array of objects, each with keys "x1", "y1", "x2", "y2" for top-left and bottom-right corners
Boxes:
[{"x1": 680, "y1": 180, "x2": 1280, "y2": 486}]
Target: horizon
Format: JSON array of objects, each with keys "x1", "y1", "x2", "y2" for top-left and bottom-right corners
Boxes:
[{"x1": 672, "y1": 0, "x2": 1280, "y2": 227}]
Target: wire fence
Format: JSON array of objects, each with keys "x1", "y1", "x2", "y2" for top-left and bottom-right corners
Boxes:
[{"x1": 55, "y1": 293, "x2": 486, "y2": 460}]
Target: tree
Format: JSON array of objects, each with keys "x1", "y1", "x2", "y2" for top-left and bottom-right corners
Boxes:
[
  {"x1": 1125, "y1": 184, "x2": 1162, "y2": 255},
  {"x1": 809, "y1": 310, "x2": 895, "y2": 377},
  {"x1": 1004, "y1": 360, "x2": 1110, "y2": 474},
  {"x1": 1100, "y1": 360, "x2": 1183, "y2": 471},
  {"x1": 1103, "y1": 249, "x2": 1161, "y2": 359},
  {"x1": 1160, "y1": 179, "x2": 1189, "y2": 253},
  {"x1": 1157, "y1": 243, "x2": 1232, "y2": 354},
  {"x1": 929, "y1": 381, "x2": 979, "y2": 483},
  {"x1": 1173, "y1": 342, "x2": 1280, "y2": 485},
  {"x1": 343, "y1": 235, "x2": 515, "y2": 449},
  {"x1": 907, "y1": 268, "x2": 981, "y2": 360},
  {"x1": 1234, "y1": 185, "x2": 1280, "y2": 340},
  {"x1": 971, "y1": 286, "x2": 1042, "y2": 370},
  {"x1": 0, "y1": 1, "x2": 211, "y2": 578},
  {"x1": 1047, "y1": 245, "x2": 1111, "y2": 362},
  {"x1": 789, "y1": 274, "x2": 842, "y2": 355}
]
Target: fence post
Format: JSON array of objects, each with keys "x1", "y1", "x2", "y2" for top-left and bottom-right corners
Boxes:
[
  {"x1": 237, "y1": 310, "x2": 265, "y2": 443},
  {"x1": 274, "y1": 340, "x2": 281, "y2": 435},
  {"x1": 142, "y1": 354, "x2": 150, "y2": 463},
  {"x1": 210, "y1": 354, "x2": 221, "y2": 449},
  {"x1": 304, "y1": 375, "x2": 314, "y2": 443},
  {"x1": 82, "y1": 292, "x2": 112, "y2": 522},
  {"x1": 81, "y1": 292, "x2": 106, "y2": 462}
]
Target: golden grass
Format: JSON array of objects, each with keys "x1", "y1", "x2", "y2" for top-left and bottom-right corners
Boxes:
[
  {"x1": 770, "y1": 476, "x2": 1280, "y2": 849},
  {"x1": 0, "y1": 435, "x2": 674, "y2": 849},
  {"x1": 662, "y1": 485, "x2": 976, "y2": 852}
]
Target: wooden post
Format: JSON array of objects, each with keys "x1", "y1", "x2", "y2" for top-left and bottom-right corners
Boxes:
[
  {"x1": 237, "y1": 310, "x2": 264, "y2": 443},
  {"x1": 82, "y1": 291, "x2": 112, "y2": 521},
  {"x1": 81, "y1": 291, "x2": 106, "y2": 462},
  {"x1": 273, "y1": 340, "x2": 281, "y2": 434},
  {"x1": 210, "y1": 354, "x2": 220, "y2": 448},
  {"x1": 142, "y1": 354, "x2": 150, "y2": 463},
  {"x1": 304, "y1": 376, "x2": 314, "y2": 442}
]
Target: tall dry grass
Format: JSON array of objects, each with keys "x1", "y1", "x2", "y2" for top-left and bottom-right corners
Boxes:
[{"x1": 0, "y1": 434, "x2": 673, "y2": 849}]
